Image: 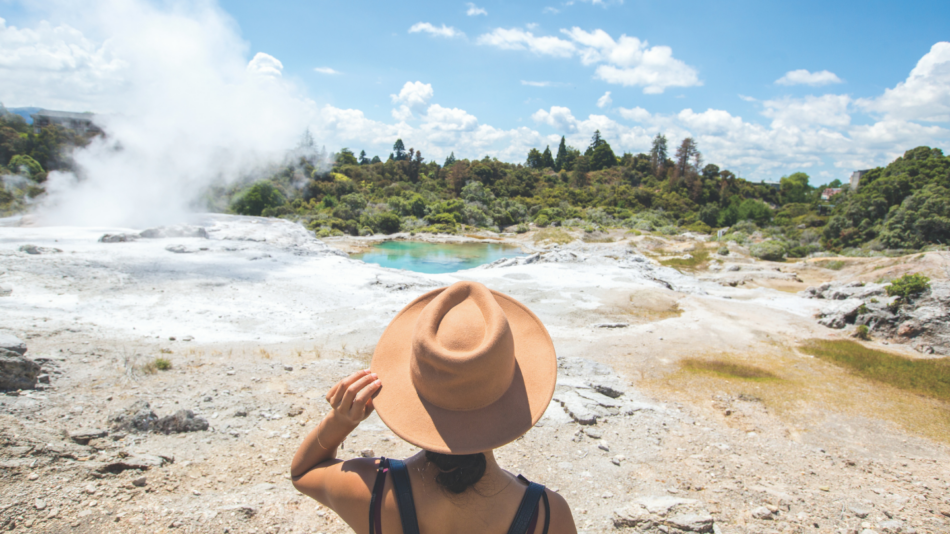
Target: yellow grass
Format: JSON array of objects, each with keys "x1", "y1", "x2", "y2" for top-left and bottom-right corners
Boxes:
[{"x1": 642, "y1": 348, "x2": 950, "y2": 443}]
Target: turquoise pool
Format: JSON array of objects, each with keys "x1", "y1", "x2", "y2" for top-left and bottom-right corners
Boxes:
[{"x1": 351, "y1": 240, "x2": 524, "y2": 274}]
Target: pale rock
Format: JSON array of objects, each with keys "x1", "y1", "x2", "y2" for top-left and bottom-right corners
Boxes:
[
  {"x1": 613, "y1": 505, "x2": 653, "y2": 528},
  {"x1": 668, "y1": 513, "x2": 715, "y2": 533}
]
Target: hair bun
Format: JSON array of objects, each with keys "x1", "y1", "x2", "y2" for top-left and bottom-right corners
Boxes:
[{"x1": 424, "y1": 451, "x2": 487, "y2": 494}]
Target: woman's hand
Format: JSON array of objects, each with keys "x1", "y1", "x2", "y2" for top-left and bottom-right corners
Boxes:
[{"x1": 325, "y1": 368, "x2": 381, "y2": 428}]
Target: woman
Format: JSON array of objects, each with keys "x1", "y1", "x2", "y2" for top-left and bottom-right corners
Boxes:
[{"x1": 292, "y1": 281, "x2": 577, "y2": 534}]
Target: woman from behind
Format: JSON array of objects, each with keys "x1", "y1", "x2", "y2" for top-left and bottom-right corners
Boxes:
[{"x1": 291, "y1": 281, "x2": 577, "y2": 533}]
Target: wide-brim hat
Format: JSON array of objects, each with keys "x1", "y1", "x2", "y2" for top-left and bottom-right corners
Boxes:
[{"x1": 370, "y1": 281, "x2": 557, "y2": 455}]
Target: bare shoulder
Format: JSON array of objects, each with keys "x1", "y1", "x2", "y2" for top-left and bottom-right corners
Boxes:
[
  {"x1": 292, "y1": 456, "x2": 379, "y2": 507},
  {"x1": 542, "y1": 488, "x2": 577, "y2": 534}
]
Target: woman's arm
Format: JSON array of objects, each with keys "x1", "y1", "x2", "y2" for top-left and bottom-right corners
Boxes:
[{"x1": 291, "y1": 369, "x2": 381, "y2": 505}]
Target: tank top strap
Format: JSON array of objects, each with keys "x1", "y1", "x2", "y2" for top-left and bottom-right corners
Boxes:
[
  {"x1": 369, "y1": 458, "x2": 388, "y2": 534},
  {"x1": 508, "y1": 475, "x2": 550, "y2": 534},
  {"x1": 387, "y1": 458, "x2": 422, "y2": 534}
]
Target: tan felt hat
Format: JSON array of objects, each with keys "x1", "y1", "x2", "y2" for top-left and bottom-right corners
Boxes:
[{"x1": 370, "y1": 281, "x2": 557, "y2": 455}]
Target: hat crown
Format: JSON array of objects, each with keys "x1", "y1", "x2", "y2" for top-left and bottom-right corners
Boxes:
[{"x1": 410, "y1": 281, "x2": 516, "y2": 411}]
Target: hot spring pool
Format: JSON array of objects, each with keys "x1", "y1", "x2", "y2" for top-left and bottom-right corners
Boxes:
[{"x1": 351, "y1": 240, "x2": 525, "y2": 274}]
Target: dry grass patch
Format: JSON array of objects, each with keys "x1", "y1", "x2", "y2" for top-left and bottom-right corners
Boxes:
[
  {"x1": 622, "y1": 290, "x2": 683, "y2": 321},
  {"x1": 815, "y1": 259, "x2": 846, "y2": 270},
  {"x1": 800, "y1": 339, "x2": 950, "y2": 402},
  {"x1": 641, "y1": 348, "x2": 950, "y2": 443},
  {"x1": 658, "y1": 245, "x2": 711, "y2": 272},
  {"x1": 681, "y1": 358, "x2": 778, "y2": 381},
  {"x1": 533, "y1": 228, "x2": 574, "y2": 246},
  {"x1": 582, "y1": 232, "x2": 614, "y2": 243}
]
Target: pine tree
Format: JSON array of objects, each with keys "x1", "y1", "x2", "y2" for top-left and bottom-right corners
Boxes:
[
  {"x1": 298, "y1": 128, "x2": 315, "y2": 149},
  {"x1": 444, "y1": 151, "x2": 457, "y2": 167},
  {"x1": 555, "y1": 136, "x2": 568, "y2": 171},
  {"x1": 358, "y1": 150, "x2": 369, "y2": 165},
  {"x1": 649, "y1": 134, "x2": 668, "y2": 177},
  {"x1": 672, "y1": 137, "x2": 700, "y2": 193},
  {"x1": 541, "y1": 146, "x2": 555, "y2": 169},
  {"x1": 525, "y1": 148, "x2": 543, "y2": 169},
  {"x1": 393, "y1": 139, "x2": 407, "y2": 161},
  {"x1": 586, "y1": 130, "x2": 605, "y2": 156}
]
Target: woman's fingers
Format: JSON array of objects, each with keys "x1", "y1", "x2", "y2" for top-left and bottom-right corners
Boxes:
[
  {"x1": 350, "y1": 379, "x2": 381, "y2": 419},
  {"x1": 339, "y1": 373, "x2": 377, "y2": 415},
  {"x1": 328, "y1": 369, "x2": 370, "y2": 407}
]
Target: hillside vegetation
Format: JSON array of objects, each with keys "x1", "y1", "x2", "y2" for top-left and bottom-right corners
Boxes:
[{"x1": 2, "y1": 105, "x2": 947, "y2": 259}]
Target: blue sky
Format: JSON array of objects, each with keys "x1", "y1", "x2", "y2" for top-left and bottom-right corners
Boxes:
[{"x1": 1, "y1": 0, "x2": 949, "y2": 184}]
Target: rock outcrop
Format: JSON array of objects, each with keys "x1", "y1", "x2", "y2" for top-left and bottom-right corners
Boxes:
[
  {"x1": 803, "y1": 280, "x2": 950, "y2": 354},
  {"x1": 0, "y1": 335, "x2": 38, "y2": 390}
]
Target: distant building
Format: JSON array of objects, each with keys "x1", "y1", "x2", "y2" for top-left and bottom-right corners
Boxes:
[
  {"x1": 761, "y1": 180, "x2": 782, "y2": 190},
  {"x1": 821, "y1": 187, "x2": 843, "y2": 201},
  {"x1": 30, "y1": 109, "x2": 101, "y2": 135},
  {"x1": 850, "y1": 169, "x2": 870, "y2": 191}
]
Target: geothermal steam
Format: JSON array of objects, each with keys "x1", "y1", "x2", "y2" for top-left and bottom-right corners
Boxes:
[{"x1": 23, "y1": 0, "x2": 316, "y2": 227}]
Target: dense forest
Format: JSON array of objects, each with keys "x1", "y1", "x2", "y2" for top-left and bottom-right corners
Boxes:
[
  {"x1": 2, "y1": 104, "x2": 948, "y2": 259},
  {"x1": 225, "y1": 131, "x2": 948, "y2": 258}
]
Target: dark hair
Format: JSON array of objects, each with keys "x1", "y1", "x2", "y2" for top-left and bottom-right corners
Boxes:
[{"x1": 424, "y1": 451, "x2": 487, "y2": 494}]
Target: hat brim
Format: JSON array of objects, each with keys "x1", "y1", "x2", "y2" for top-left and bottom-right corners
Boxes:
[{"x1": 370, "y1": 286, "x2": 557, "y2": 455}]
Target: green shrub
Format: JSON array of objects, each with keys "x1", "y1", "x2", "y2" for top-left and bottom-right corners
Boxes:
[
  {"x1": 685, "y1": 221, "x2": 712, "y2": 234},
  {"x1": 427, "y1": 212, "x2": 457, "y2": 226},
  {"x1": 885, "y1": 273, "x2": 931, "y2": 299},
  {"x1": 717, "y1": 246, "x2": 729, "y2": 256},
  {"x1": 534, "y1": 214, "x2": 550, "y2": 227},
  {"x1": 232, "y1": 181, "x2": 286, "y2": 216},
  {"x1": 154, "y1": 358, "x2": 172, "y2": 371},
  {"x1": 750, "y1": 240, "x2": 786, "y2": 261},
  {"x1": 853, "y1": 325, "x2": 870, "y2": 340},
  {"x1": 8, "y1": 154, "x2": 43, "y2": 178},
  {"x1": 374, "y1": 212, "x2": 401, "y2": 234}
]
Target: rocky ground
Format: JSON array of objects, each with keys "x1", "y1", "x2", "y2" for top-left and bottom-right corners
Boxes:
[{"x1": 1, "y1": 216, "x2": 949, "y2": 534}]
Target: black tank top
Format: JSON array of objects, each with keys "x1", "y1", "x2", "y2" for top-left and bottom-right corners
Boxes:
[{"x1": 369, "y1": 458, "x2": 551, "y2": 534}]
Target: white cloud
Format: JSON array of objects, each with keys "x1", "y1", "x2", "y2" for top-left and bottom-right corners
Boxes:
[
  {"x1": 246, "y1": 52, "x2": 282, "y2": 78},
  {"x1": 848, "y1": 119, "x2": 947, "y2": 149},
  {"x1": 0, "y1": 16, "x2": 127, "y2": 109},
  {"x1": 857, "y1": 42, "x2": 950, "y2": 122},
  {"x1": 532, "y1": 106, "x2": 579, "y2": 133},
  {"x1": 409, "y1": 22, "x2": 464, "y2": 39},
  {"x1": 478, "y1": 26, "x2": 700, "y2": 94},
  {"x1": 466, "y1": 3, "x2": 487, "y2": 16},
  {"x1": 543, "y1": 6, "x2": 560, "y2": 14},
  {"x1": 391, "y1": 105, "x2": 414, "y2": 122},
  {"x1": 422, "y1": 104, "x2": 479, "y2": 132},
  {"x1": 618, "y1": 106, "x2": 650, "y2": 122},
  {"x1": 476, "y1": 28, "x2": 576, "y2": 58},
  {"x1": 522, "y1": 80, "x2": 552, "y2": 87},
  {"x1": 313, "y1": 67, "x2": 340, "y2": 75},
  {"x1": 596, "y1": 91, "x2": 612, "y2": 108},
  {"x1": 775, "y1": 69, "x2": 843, "y2": 86},
  {"x1": 390, "y1": 81, "x2": 435, "y2": 116},
  {"x1": 761, "y1": 95, "x2": 852, "y2": 129},
  {"x1": 562, "y1": 28, "x2": 701, "y2": 94}
]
